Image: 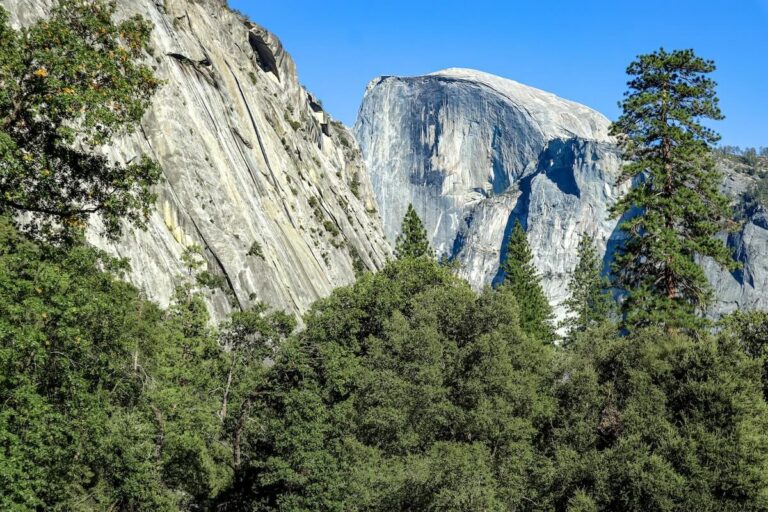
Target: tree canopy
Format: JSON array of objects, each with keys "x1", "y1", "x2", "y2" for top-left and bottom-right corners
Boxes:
[
  {"x1": 609, "y1": 48, "x2": 735, "y2": 327},
  {"x1": 0, "y1": 1, "x2": 162, "y2": 242}
]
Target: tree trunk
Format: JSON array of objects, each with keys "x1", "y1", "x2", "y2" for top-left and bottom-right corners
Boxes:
[
  {"x1": 151, "y1": 405, "x2": 165, "y2": 461},
  {"x1": 219, "y1": 353, "x2": 237, "y2": 422},
  {"x1": 661, "y1": 79, "x2": 676, "y2": 300},
  {"x1": 233, "y1": 399, "x2": 252, "y2": 474}
]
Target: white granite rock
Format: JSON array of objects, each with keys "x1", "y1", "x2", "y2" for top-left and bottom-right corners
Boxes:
[
  {"x1": 355, "y1": 68, "x2": 766, "y2": 319},
  {"x1": 2, "y1": 0, "x2": 391, "y2": 321}
]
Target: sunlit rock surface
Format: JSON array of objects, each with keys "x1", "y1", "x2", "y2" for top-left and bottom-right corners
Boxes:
[
  {"x1": 355, "y1": 68, "x2": 766, "y2": 318},
  {"x1": 3, "y1": 0, "x2": 391, "y2": 321}
]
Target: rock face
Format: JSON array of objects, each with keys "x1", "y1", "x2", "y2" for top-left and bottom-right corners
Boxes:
[
  {"x1": 705, "y1": 160, "x2": 768, "y2": 315},
  {"x1": 705, "y1": 210, "x2": 768, "y2": 315},
  {"x1": 355, "y1": 68, "x2": 767, "y2": 318},
  {"x1": 3, "y1": 0, "x2": 391, "y2": 320},
  {"x1": 355, "y1": 68, "x2": 623, "y2": 320}
]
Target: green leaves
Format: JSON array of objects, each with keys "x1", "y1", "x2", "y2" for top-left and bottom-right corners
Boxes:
[
  {"x1": 551, "y1": 324, "x2": 768, "y2": 511},
  {"x1": 0, "y1": 1, "x2": 162, "y2": 241},
  {"x1": 2, "y1": 213, "x2": 768, "y2": 510},
  {"x1": 0, "y1": 217, "x2": 229, "y2": 509},
  {"x1": 244, "y1": 257, "x2": 555, "y2": 510}
]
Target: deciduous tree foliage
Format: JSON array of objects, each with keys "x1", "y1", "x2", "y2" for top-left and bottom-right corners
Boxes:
[
  {"x1": 5, "y1": 222, "x2": 767, "y2": 511},
  {"x1": 549, "y1": 324, "x2": 768, "y2": 511},
  {"x1": 720, "y1": 310, "x2": 768, "y2": 400},
  {"x1": 238, "y1": 257, "x2": 556, "y2": 511},
  {"x1": 0, "y1": 1, "x2": 162, "y2": 241},
  {"x1": 0, "y1": 216, "x2": 229, "y2": 509}
]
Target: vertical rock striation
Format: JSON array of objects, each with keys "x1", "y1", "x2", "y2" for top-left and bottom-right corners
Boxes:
[
  {"x1": 355, "y1": 68, "x2": 766, "y2": 318},
  {"x1": 3, "y1": 0, "x2": 391, "y2": 321},
  {"x1": 355, "y1": 68, "x2": 623, "y2": 320}
]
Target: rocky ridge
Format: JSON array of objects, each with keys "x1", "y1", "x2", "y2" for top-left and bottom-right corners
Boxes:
[
  {"x1": 355, "y1": 68, "x2": 767, "y2": 319},
  {"x1": 3, "y1": 0, "x2": 391, "y2": 321}
]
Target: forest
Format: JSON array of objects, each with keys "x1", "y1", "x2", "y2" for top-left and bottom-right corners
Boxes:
[{"x1": 1, "y1": 2, "x2": 768, "y2": 511}]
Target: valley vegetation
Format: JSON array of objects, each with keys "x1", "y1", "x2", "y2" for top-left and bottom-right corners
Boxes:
[{"x1": 1, "y1": 2, "x2": 768, "y2": 511}]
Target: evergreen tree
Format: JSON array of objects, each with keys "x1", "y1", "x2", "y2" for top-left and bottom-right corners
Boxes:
[
  {"x1": 610, "y1": 48, "x2": 735, "y2": 326},
  {"x1": 563, "y1": 233, "x2": 615, "y2": 334},
  {"x1": 501, "y1": 220, "x2": 554, "y2": 342},
  {"x1": 0, "y1": 216, "x2": 229, "y2": 509},
  {"x1": 395, "y1": 203, "x2": 432, "y2": 259},
  {"x1": 550, "y1": 326, "x2": 768, "y2": 511},
  {"x1": 0, "y1": 1, "x2": 162, "y2": 242}
]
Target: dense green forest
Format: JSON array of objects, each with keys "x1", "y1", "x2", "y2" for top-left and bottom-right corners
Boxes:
[{"x1": 2, "y1": 2, "x2": 768, "y2": 511}]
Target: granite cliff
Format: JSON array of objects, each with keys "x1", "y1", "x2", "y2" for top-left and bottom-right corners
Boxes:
[
  {"x1": 355, "y1": 68, "x2": 767, "y2": 319},
  {"x1": 3, "y1": 0, "x2": 764, "y2": 321},
  {"x1": 3, "y1": 0, "x2": 391, "y2": 320}
]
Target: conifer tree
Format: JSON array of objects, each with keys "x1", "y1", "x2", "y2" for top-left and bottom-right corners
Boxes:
[
  {"x1": 563, "y1": 233, "x2": 615, "y2": 334},
  {"x1": 610, "y1": 48, "x2": 735, "y2": 324},
  {"x1": 501, "y1": 220, "x2": 553, "y2": 341},
  {"x1": 395, "y1": 203, "x2": 432, "y2": 259}
]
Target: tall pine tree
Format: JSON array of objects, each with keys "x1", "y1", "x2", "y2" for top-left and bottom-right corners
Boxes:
[
  {"x1": 563, "y1": 233, "x2": 615, "y2": 334},
  {"x1": 395, "y1": 204, "x2": 432, "y2": 259},
  {"x1": 501, "y1": 220, "x2": 553, "y2": 342},
  {"x1": 610, "y1": 48, "x2": 735, "y2": 326}
]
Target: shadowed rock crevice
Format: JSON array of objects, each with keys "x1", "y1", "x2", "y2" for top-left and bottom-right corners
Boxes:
[
  {"x1": 490, "y1": 126, "x2": 511, "y2": 195},
  {"x1": 248, "y1": 30, "x2": 279, "y2": 80},
  {"x1": 224, "y1": 60, "x2": 275, "y2": 178},
  {"x1": 491, "y1": 178, "x2": 534, "y2": 288},
  {"x1": 538, "y1": 138, "x2": 582, "y2": 198}
]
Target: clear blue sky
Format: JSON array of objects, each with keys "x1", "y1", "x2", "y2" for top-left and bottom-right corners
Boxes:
[{"x1": 230, "y1": 0, "x2": 768, "y2": 148}]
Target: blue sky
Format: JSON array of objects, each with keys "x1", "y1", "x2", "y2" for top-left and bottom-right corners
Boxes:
[{"x1": 230, "y1": 0, "x2": 768, "y2": 148}]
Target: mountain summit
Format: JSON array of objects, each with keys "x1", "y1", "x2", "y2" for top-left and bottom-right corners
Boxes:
[{"x1": 355, "y1": 68, "x2": 768, "y2": 318}]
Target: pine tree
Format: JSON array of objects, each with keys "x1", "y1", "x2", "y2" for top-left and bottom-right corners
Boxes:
[
  {"x1": 563, "y1": 233, "x2": 615, "y2": 334},
  {"x1": 501, "y1": 220, "x2": 554, "y2": 342},
  {"x1": 610, "y1": 48, "x2": 736, "y2": 325},
  {"x1": 395, "y1": 204, "x2": 432, "y2": 259}
]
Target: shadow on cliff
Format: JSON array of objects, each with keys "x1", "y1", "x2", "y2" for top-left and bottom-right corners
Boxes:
[{"x1": 489, "y1": 138, "x2": 583, "y2": 286}]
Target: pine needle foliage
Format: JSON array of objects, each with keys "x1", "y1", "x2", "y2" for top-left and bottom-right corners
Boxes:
[
  {"x1": 563, "y1": 233, "x2": 615, "y2": 334},
  {"x1": 610, "y1": 48, "x2": 736, "y2": 326},
  {"x1": 395, "y1": 203, "x2": 432, "y2": 260},
  {"x1": 501, "y1": 220, "x2": 554, "y2": 342}
]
